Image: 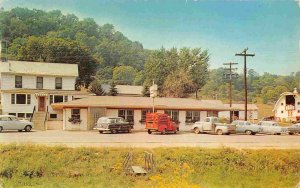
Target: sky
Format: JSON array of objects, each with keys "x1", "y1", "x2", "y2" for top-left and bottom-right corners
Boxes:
[{"x1": 1, "y1": 0, "x2": 300, "y2": 75}]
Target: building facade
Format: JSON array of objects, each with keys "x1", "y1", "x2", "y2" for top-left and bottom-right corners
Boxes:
[
  {"x1": 51, "y1": 96, "x2": 235, "y2": 131},
  {"x1": 218, "y1": 104, "x2": 258, "y2": 120},
  {"x1": 273, "y1": 88, "x2": 300, "y2": 122},
  {"x1": 0, "y1": 61, "x2": 89, "y2": 129}
]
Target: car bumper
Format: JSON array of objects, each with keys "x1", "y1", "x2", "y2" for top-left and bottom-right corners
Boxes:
[{"x1": 93, "y1": 127, "x2": 110, "y2": 131}]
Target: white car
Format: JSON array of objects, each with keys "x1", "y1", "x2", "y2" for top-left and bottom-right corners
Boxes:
[
  {"x1": 0, "y1": 115, "x2": 34, "y2": 132},
  {"x1": 257, "y1": 121, "x2": 288, "y2": 135}
]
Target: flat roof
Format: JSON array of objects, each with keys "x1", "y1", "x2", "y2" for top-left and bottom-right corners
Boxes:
[
  {"x1": 51, "y1": 96, "x2": 237, "y2": 111},
  {"x1": 0, "y1": 61, "x2": 78, "y2": 77},
  {"x1": 224, "y1": 104, "x2": 258, "y2": 110}
]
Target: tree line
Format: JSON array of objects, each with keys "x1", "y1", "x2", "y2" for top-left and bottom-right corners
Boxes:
[{"x1": 0, "y1": 7, "x2": 298, "y2": 102}]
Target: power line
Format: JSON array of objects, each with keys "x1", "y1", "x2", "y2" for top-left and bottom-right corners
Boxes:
[{"x1": 235, "y1": 48, "x2": 255, "y2": 121}]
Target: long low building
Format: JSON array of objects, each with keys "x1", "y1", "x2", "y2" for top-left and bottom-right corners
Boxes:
[{"x1": 51, "y1": 96, "x2": 236, "y2": 131}]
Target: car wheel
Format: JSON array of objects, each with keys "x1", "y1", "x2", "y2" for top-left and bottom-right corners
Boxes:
[
  {"x1": 161, "y1": 129, "x2": 166, "y2": 135},
  {"x1": 194, "y1": 127, "x2": 200, "y2": 134},
  {"x1": 18, "y1": 130, "x2": 23, "y2": 132},
  {"x1": 276, "y1": 133, "x2": 281, "y2": 135},
  {"x1": 147, "y1": 130, "x2": 152, "y2": 134},
  {"x1": 245, "y1": 130, "x2": 253, "y2": 135},
  {"x1": 127, "y1": 129, "x2": 132, "y2": 133},
  {"x1": 99, "y1": 131, "x2": 103, "y2": 134},
  {"x1": 217, "y1": 129, "x2": 223, "y2": 135},
  {"x1": 24, "y1": 125, "x2": 32, "y2": 132},
  {"x1": 289, "y1": 132, "x2": 294, "y2": 135},
  {"x1": 0, "y1": 126, "x2": 3, "y2": 132}
]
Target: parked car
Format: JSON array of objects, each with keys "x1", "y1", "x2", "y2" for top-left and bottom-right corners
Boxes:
[
  {"x1": 257, "y1": 121, "x2": 288, "y2": 135},
  {"x1": 0, "y1": 115, "x2": 33, "y2": 132},
  {"x1": 193, "y1": 117, "x2": 236, "y2": 135},
  {"x1": 286, "y1": 123, "x2": 300, "y2": 135},
  {"x1": 94, "y1": 117, "x2": 133, "y2": 134},
  {"x1": 261, "y1": 116, "x2": 275, "y2": 121},
  {"x1": 232, "y1": 120, "x2": 262, "y2": 135}
]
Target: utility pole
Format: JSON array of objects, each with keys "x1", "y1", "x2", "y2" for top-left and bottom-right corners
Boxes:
[
  {"x1": 223, "y1": 62, "x2": 238, "y2": 123},
  {"x1": 235, "y1": 48, "x2": 255, "y2": 121}
]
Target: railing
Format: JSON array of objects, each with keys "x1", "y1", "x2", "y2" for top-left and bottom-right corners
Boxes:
[{"x1": 30, "y1": 106, "x2": 36, "y2": 122}]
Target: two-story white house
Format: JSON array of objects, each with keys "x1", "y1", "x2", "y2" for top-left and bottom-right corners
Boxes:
[
  {"x1": 273, "y1": 88, "x2": 300, "y2": 122},
  {"x1": 0, "y1": 60, "x2": 89, "y2": 130}
]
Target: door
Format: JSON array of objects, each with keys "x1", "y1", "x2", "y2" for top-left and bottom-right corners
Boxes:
[{"x1": 38, "y1": 97, "x2": 46, "y2": 111}]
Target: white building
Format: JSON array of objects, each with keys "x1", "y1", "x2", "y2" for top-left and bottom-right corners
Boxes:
[
  {"x1": 273, "y1": 88, "x2": 300, "y2": 122},
  {"x1": 218, "y1": 104, "x2": 258, "y2": 120},
  {"x1": 0, "y1": 61, "x2": 89, "y2": 130},
  {"x1": 51, "y1": 96, "x2": 235, "y2": 131}
]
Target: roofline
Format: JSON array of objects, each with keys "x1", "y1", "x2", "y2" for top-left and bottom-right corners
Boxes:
[
  {"x1": 1, "y1": 72, "x2": 78, "y2": 77},
  {"x1": 52, "y1": 104, "x2": 237, "y2": 111}
]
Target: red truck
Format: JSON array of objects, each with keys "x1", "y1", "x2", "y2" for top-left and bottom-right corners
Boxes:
[{"x1": 145, "y1": 113, "x2": 179, "y2": 134}]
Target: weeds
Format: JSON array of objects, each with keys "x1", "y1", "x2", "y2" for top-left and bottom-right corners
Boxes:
[{"x1": 0, "y1": 144, "x2": 299, "y2": 187}]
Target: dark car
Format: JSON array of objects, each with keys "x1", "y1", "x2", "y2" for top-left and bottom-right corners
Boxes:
[{"x1": 93, "y1": 117, "x2": 134, "y2": 134}]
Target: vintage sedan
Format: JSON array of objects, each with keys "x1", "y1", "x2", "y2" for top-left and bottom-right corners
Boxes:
[
  {"x1": 286, "y1": 123, "x2": 300, "y2": 135},
  {"x1": 257, "y1": 121, "x2": 288, "y2": 135},
  {"x1": 94, "y1": 117, "x2": 134, "y2": 134},
  {"x1": 232, "y1": 120, "x2": 262, "y2": 135},
  {"x1": 0, "y1": 115, "x2": 34, "y2": 132}
]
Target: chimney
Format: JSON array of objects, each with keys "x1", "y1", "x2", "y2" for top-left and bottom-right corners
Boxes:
[{"x1": 293, "y1": 88, "x2": 298, "y2": 94}]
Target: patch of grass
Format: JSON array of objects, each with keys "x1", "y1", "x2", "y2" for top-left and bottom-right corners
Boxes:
[{"x1": 0, "y1": 145, "x2": 299, "y2": 187}]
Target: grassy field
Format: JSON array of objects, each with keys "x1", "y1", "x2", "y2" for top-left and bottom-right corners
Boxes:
[
  {"x1": 0, "y1": 145, "x2": 299, "y2": 188},
  {"x1": 256, "y1": 103, "x2": 274, "y2": 119}
]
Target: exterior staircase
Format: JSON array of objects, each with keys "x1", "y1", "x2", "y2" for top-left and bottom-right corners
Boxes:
[{"x1": 31, "y1": 112, "x2": 47, "y2": 131}]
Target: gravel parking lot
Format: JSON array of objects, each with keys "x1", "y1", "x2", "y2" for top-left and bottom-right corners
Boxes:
[{"x1": 0, "y1": 130, "x2": 299, "y2": 149}]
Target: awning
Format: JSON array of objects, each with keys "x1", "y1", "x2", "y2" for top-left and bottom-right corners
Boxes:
[{"x1": 35, "y1": 92, "x2": 49, "y2": 97}]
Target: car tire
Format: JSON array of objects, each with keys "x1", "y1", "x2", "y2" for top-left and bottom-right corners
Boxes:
[
  {"x1": 217, "y1": 129, "x2": 223, "y2": 135},
  {"x1": 0, "y1": 126, "x2": 3, "y2": 132},
  {"x1": 99, "y1": 131, "x2": 103, "y2": 134},
  {"x1": 289, "y1": 132, "x2": 294, "y2": 135},
  {"x1": 245, "y1": 130, "x2": 253, "y2": 135},
  {"x1": 161, "y1": 129, "x2": 166, "y2": 135},
  {"x1": 24, "y1": 125, "x2": 32, "y2": 132},
  {"x1": 18, "y1": 130, "x2": 23, "y2": 132},
  {"x1": 276, "y1": 133, "x2": 281, "y2": 135},
  {"x1": 147, "y1": 130, "x2": 152, "y2": 134},
  {"x1": 194, "y1": 127, "x2": 200, "y2": 134}
]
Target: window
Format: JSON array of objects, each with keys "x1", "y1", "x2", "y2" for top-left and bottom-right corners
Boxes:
[
  {"x1": 11, "y1": 94, "x2": 31, "y2": 104},
  {"x1": 186, "y1": 111, "x2": 200, "y2": 123},
  {"x1": 11, "y1": 94, "x2": 15, "y2": 104},
  {"x1": 50, "y1": 114, "x2": 57, "y2": 119},
  {"x1": 15, "y1": 76, "x2": 22, "y2": 88},
  {"x1": 298, "y1": 102, "x2": 300, "y2": 105},
  {"x1": 36, "y1": 77, "x2": 43, "y2": 89},
  {"x1": 55, "y1": 77, "x2": 62, "y2": 89},
  {"x1": 165, "y1": 110, "x2": 179, "y2": 122},
  {"x1": 17, "y1": 113, "x2": 25, "y2": 118},
  {"x1": 26, "y1": 113, "x2": 32, "y2": 118},
  {"x1": 207, "y1": 111, "x2": 218, "y2": 117},
  {"x1": 141, "y1": 109, "x2": 156, "y2": 122},
  {"x1": 8, "y1": 113, "x2": 16, "y2": 116},
  {"x1": 71, "y1": 109, "x2": 80, "y2": 120},
  {"x1": 118, "y1": 109, "x2": 134, "y2": 122},
  {"x1": 27, "y1": 94, "x2": 31, "y2": 104},
  {"x1": 64, "y1": 96, "x2": 68, "y2": 102},
  {"x1": 281, "y1": 111, "x2": 284, "y2": 114},
  {"x1": 16, "y1": 94, "x2": 26, "y2": 104},
  {"x1": 50, "y1": 95, "x2": 64, "y2": 104}
]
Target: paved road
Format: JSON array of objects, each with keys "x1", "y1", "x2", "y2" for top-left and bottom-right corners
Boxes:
[{"x1": 0, "y1": 130, "x2": 299, "y2": 149}]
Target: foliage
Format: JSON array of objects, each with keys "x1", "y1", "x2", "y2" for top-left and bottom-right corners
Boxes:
[
  {"x1": 108, "y1": 82, "x2": 118, "y2": 96},
  {"x1": 200, "y1": 68, "x2": 300, "y2": 104},
  {"x1": 0, "y1": 7, "x2": 147, "y2": 87},
  {"x1": 89, "y1": 80, "x2": 106, "y2": 96},
  {"x1": 144, "y1": 47, "x2": 209, "y2": 97},
  {"x1": 0, "y1": 145, "x2": 299, "y2": 187},
  {"x1": 68, "y1": 117, "x2": 82, "y2": 124},
  {"x1": 112, "y1": 66, "x2": 137, "y2": 85},
  {"x1": 163, "y1": 70, "x2": 195, "y2": 98}
]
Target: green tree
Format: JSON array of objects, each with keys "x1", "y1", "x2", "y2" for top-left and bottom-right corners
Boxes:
[
  {"x1": 89, "y1": 80, "x2": 106, "y2": 96},
  {"x1": 112, "y1": 66, "x2": 137, "y2": 85},
  {"x1": 162, "y1": 70, "x2": 195, "y2": 98},
  {"x1": 108, "y1": 82, "x2": 118, "y2": 96}
]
